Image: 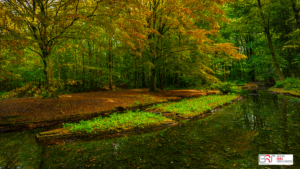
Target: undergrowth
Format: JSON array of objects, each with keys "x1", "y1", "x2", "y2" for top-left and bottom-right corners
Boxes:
[
  {"x1": 151, "y1": 94, "x2": 239, "y2": 117},
  {"x1": 274, "y1": 77, "x2": 300, "y2": 90},
  {"x1": 211, "y1": 82, "x2": 241, "y2": 94},
  {"x1": 63, "y1": 110, "x2": 168, "y2": 133}
]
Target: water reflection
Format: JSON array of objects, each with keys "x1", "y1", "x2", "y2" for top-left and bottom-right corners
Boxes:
[{"x1": 0, "y1": 92, "x2": 300, "y2": 168}]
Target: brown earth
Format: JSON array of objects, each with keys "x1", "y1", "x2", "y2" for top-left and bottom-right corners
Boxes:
[{"x1": 0, "y1": 88, "x2": 219, "y2": 124}]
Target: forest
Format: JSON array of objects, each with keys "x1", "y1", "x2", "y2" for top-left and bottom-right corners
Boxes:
[
  {"x1": 1, "y1": 0, "x2": 300, "y2": 168},
  {"x1": 0, "y1": 0, "x2": 298, "y2": 99}
]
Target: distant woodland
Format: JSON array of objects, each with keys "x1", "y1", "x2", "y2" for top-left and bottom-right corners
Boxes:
[{"x1": 0, "y1": 0, "x2": 299, "y2": 98}]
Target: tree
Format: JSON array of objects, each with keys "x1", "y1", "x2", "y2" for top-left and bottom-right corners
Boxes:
[
  {"x1": 0, "y1": 0, "x2": 99, "y2": 94},
  {"x1": 134, "y1": 0, "x2": 246, "y2": 92}
]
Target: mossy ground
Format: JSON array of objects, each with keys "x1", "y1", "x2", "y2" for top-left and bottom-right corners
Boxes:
[
  {"x1": 62, "y1": 110, "x2": 175, "y2": 134},
  {"x1": 269, "y1": 87, "x2": 300, "y2": 97},
  {"x1": 147, "y1": 94, "x2": 240, "y2": 118},
  {"x1": 37, "y1": 94, "x2": 239, "y2": 144}
]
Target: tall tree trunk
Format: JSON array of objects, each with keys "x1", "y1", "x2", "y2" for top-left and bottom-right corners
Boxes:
[
  {"x1": 160, "y1": 68, "x2": 164, "y2": 90},
  {"x1": 96, "y1": 50, "x2": 98, "y2": 87},
  {"x1": 57, "y1": 53, "x2": 61, "y2": 85},
  {"x1": 109, "y1": 38, "x2": 113, "y2": 90},
  {"x1": 223, "y1": 62, "x2": 226, "y2": 82},
  {"x1": 282, "y1": 97, "x2": 288, "y2": 152},
  {"x1": 257, "y1": 0, "x2": 284, "y2": 81},
  {"x1": 149, "y1": 67, "x2": 156, "y2": 92},
  {"x1": 88, "y1": 41, "x2": 92, "y2": 88},
  {"x1": 134, "y1": 58, "x2": 138, "y2": 88},
  {"x1": 142, "y1": 70, "x2": 146, "y2": 87},
  {"x1": 41, "y1": 49, "x2": 54, "y2": 89},
  {"x1": 291, "y1": 0, "x2": 300, "y2": 29},
  {"x1": 250, "y1": 40, "x2": 255, "y2": 81},
  {"x1": 170, "y1": 71, "x2": 172, "y2": 86},
  {"x1": 82, "y1": 50, "x2": 85, "y2": 88},
  {"x1": 0, "y1": 48, "x2": 2, "y2": 80},
  {"x1": 265, "y1": 30, "x2": 284, "y2": 81},
  {"x1": 175, "y1": 72, "x2": 179, "y2": 85}
]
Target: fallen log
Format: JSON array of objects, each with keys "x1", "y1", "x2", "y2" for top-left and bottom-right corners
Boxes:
[{"x1": 36, "y1": 117, "x2": 177, "y2": 146}]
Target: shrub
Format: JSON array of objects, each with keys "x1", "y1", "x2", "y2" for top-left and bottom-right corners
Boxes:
[
  {"x1": 274, "y1": 77, "x2": 300, "y2": 90},
  {"x1": 212, "y1": 82, "x2": 240, "y2": 94},
  {"x1": 274, "y1": 81, "x2": 284, "y2": 88}
]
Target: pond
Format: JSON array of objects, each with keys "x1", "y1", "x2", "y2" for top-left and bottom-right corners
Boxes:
[{"x1": 1, "y1": 91, "x2": 299, "y2": 168}]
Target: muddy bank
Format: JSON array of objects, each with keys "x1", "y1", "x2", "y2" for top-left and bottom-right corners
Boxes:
[
  {"x1": 0, "y1": 91, "x2": 219, "y2": 133},
  {"x1": 35, "y1": 96, "x2": 242, "y2": 146}
]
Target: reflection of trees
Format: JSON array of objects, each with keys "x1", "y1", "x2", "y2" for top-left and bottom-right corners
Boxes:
[
  {"x1": 252, "y1": 94, "x2": 265, "y2": 130},
  {"x1": 39, "y1": 93, "x2": 300, "y2": 168},
  {"x1": 282, "y1": 97, "x2": 288, "y2": 152}
]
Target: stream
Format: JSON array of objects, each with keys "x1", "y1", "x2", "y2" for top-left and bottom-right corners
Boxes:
[{"x1": 1, "y1": 91, "x2": 300, "y2": 168}]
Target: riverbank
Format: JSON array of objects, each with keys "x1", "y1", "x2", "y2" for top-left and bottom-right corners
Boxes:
[
  {"x1": 2, "y1": 91, "x2": 300, "y2": 168},
  {"x1": 268, "y1": 87, "x2": 300, "y2": 97},
  {"x1": 36, "y1": 94, "x2": 241, "y2": 145},
  {"x1": 0, "y1": 89, "x2": 219, "y2": 132},
  {"x1": 146, "y1": 94, "x2": 241, "y2": 119},
  {"x1": 36, "y1": 110, "x2": 178, "y2": 145}
]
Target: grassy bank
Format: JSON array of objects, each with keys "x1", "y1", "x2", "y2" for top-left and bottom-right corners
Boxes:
[
  {"x1": 36, "y1": 94, "x2": 240, "y2": 144},
  {"x1": 269, "y1": 87, "x2": 300, "y2": 97},
  {"x1": 269, "y1": 77, "x2": 300, "y2": 97},
  {"x1": 63, "y1": 110, "x2": 175, "y2": 134},
  {"x1": 148, "y1": 94, "x2": 240, "y2": 118}
]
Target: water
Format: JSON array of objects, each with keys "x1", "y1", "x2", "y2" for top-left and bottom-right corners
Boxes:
[{"x1": 1, "y1": 91, "x2": 300, "y2": 168}]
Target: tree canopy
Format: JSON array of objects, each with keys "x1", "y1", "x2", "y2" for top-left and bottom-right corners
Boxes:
[{"x1": 1, "y1": 0, "x2": 299, "y2": 98}]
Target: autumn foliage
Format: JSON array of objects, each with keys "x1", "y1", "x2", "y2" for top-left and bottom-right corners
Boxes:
[{"x1": 0, "y1": 0, "x2": 246, "y2": 98}]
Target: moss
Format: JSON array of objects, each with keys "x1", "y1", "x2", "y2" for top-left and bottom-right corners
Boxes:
[
  {"x1": 269, "y1": 87, "x2": 300, "y2": 97},
  {"x1": 63, "y1": 110, "x2": 175, "y2": 133},
  {"x1": 148, "y1": 94, "x2": 240, "y2": 118}
]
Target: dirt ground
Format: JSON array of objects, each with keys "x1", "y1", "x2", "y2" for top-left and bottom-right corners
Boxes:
[{"x1": 0, "y1": 88, "x2": 218, "y2": 123}]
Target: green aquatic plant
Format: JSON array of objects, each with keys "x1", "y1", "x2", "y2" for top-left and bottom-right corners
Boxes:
[
  {"x1": 150, "y1": 94, "x2": 238, "y2": 117},
  {"x1": 212, "y1": 82, "x2": 238, "y2": 94},
  {"x1": 63, "y1": 110, "x2": 169, "y2": 133}
]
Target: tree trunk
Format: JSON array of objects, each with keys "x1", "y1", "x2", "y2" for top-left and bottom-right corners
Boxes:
[
  {"x1": 134, "y1": 58, "x2": 138, "y2": 89},
  {"x1": 265, "y1": 30, "x2": 284, "y2": 81},
  {"x1": 175, "y1": 72, "x2": 179, "y2": 85},
  {"x1": 223, "y1": 62, "x2": 226, "y2": 82},
  {"x1": 82, "y1": 50, "x2": 85, "y2": 88},
  {"x1": 257, "y1": 0, "x2": 284, "y2": 81},
  {"x1": 109, "y1": 38, "x2": 113, "y2": 90},
  {"x1": 282, "y1": 98, "x2": 288, "y2": 152},
  {"x1": 96, "y1": 50, "x2": 98, "y2": 87},
  {"x1": 291, "y1": 0, "x2": 300, "y2": 29},
  {"x1": 149, "y1": 67, "x2": 157, "y2": 92},
  {"x1": 88, "y1": 40, "x2": 92, "y2": 88},
  {"x1": 41, "y1": 50, "x2": 54, "y2": 89},
  {"x1": 142, "y1": 70, "x2": 146, "y2": 87},
  {"x1": 170, "y1": 71, "x2": 172, "y2": 86},
  {"x1": 160, "y1": 68, "x2": 164, "y2": 90}
]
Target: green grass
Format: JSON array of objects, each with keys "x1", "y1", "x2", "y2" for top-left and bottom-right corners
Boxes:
[
  {"x1": 63, "y1": 110, "x2": 170, "y2": 133},
  {"x1": 274, "y1": 77, "x2": 300, "y2": 90},
  {"x1": 150, "y1": 94, "x2": 239, "y2": 118},
  {"x1": 134, "y1": 101, "x2": 140, "y2": 105},
  {"x1": 269, "y1": 87, "x2": 300, "y2": 97}
]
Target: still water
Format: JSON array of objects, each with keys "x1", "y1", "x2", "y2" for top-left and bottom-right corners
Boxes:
[{"x1": 1, "y1": 91, "x2": 300, "y2": 169}]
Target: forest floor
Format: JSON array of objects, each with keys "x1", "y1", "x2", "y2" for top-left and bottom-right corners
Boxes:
[
  {"x1": 0, "y1": 88, "x2": 219, "y2": 125},
  {"x1": 269, "y1": 87, "x2": 300, "y2": 97}
]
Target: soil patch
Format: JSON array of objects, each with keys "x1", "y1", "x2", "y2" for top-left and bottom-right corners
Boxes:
[{"x1": 0, "y1": 89, "x2": 219, "y2": 132}]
